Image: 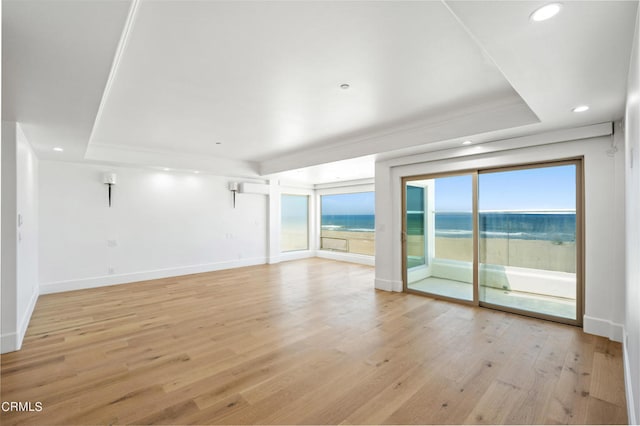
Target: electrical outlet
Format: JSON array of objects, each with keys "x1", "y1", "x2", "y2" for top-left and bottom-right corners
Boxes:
[
  {"x1": 107, "y1": 239, "x2": 117, "y2": 247},
  {"x1": 108, "y1": 267, "x2": 115, "y2": 274}
]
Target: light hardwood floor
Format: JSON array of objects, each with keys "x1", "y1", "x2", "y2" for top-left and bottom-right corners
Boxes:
[{"x1": 0, "y1": 258, "x2": 627, "y2": 425}]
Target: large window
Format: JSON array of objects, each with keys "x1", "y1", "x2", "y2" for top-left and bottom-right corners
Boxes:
[
  {"x1": 281, "y1": 194, "x2": 309, "y2": 252},
  {"x1": 320, "y1": 192, "x2": 375, "y2": 256}
]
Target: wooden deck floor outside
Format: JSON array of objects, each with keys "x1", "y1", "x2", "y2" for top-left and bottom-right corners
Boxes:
[{"x1": 0, "y1": 258, "x2": 627, "y2": 425}]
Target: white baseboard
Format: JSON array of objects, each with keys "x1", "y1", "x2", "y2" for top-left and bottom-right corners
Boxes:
[
  {"x1": 375, "y1": 277, "x2": 403, "y2": 292},
  {"x1": 316, "y1": 250, "x2": 375, "y2": 266},
  {"x1": 0, "y1": 332, "x2": 18, "y2": 354},
  {"x1": 40, "y1": 257, "x2": 268, "y2": 295},
  {"x1": 623, "y1": 330, "x2": 638, "y2": 426},
  {"x1": 583, "y1": 315, "x2": 624, "y2": 342},
  {"x1": 1, "y1": 287, "x2": 39, "y2": 354},
  {"x1": 40, "y1": 253, "x2": 374, "y2": 296},
  {"x1": 271, "y1": 250, "x2": 316, "y2": 264},
  {"x1": 17, "y1": 287, "x2": 39, "y2": 349}
]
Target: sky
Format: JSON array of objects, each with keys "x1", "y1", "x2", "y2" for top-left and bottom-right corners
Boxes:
[
  {"x1": 281, "y1": 194, "x2": 308, "y2": 220},
  {"x1": 300, "y1": 165, "x2": 575, "y2": 217},
  {"x1": 321, "y1": 192, "x2": 375, "y2": 215},
  {"x1": 435, "y1": 165, "x2": 576, "y2": 211}
]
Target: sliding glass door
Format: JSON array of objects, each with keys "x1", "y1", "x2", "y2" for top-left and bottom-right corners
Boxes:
[
  {"x1": 402, "y1": 160, "x2": 582, "y2": 325},
  {"x1": 405, "y1": 174, "x2": 474, "y2": 302},
  {"x1": 478, "y1": 164, "x2": 579, "y2": 320}
]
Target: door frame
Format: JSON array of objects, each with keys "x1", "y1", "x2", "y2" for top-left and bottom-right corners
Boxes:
[{"x1": 401, "y1": 169, "x2": 479, "y2": 307}]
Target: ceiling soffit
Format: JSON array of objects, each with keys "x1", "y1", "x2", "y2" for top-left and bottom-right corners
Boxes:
[
  {"x1": 87, "y1": 0, "x2": 536, "y2": 169},
  {"x1": 2, "y1": 0, "x2": 132, "y2": 161}
]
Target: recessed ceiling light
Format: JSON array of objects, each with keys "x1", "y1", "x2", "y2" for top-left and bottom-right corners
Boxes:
[
  {"x1": 340, "y1": 83, "x2": 350, "y2": 90},
  {"x1": 530, "y1": 3, "x2": 562, "y2": 22},
  {"x1": 462, "y1": 140, "x2": 473, "y2": 145},
  {"x1": 572, "y1": 105, "x2": 590, "y2": 113},
  {"x1": 53, "y1": 147, "x2": 64, "y2": 152},
  {"x1": 194, "y1": 170, "x2": 200, "y2": 174},
  {"x1": 163, "y1": 168, "x2": 170, "y2": 171}
]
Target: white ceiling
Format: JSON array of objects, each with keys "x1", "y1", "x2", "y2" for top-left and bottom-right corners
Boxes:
[
  {"x1": 3, "y1": 0, "x2": 638, "y2": 184},
  {"x1": 2, "y1": 0, "x2": 132, "y2": 160}
]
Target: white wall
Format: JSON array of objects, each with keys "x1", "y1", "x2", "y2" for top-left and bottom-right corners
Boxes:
[
  {"x1": 1, "y1": 121, "x2": 39, "y2": 353},
  {"x1": 16, "y1": 124, "x2": 39, "y2": 345},
  {"x1": 624, "y1": 6, "x2": 640, "y2": 423},
  {"x1": 1, "y1": 121, "x2": 19, "y2": 353},
  {"x1": 375, "y1": 130, "x2": 626, "y2": 342},
  {"x1": 1, "y1": 0, "x2": 3, "y2": 356},
  {"x1": 39, "y1": 161, "x2": 268, "y2": 293}
]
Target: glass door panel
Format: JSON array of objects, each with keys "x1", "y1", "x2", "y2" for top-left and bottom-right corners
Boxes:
[
  {"x1": 406, "y1": 185, "x2": 426, "y2": 269},
  {"x1": 478, "y1": 164, "x2": 578, "y2": 320},
  {"x1": 406, "y1": 175, "x2": 474, "y2": 301}
]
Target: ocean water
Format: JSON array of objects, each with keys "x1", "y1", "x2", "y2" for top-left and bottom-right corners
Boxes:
[
  {"x1": 414, "y1": 212, "x2": 575, "y2": 241},
  {"x1": 321, "y1": 214, "x2": 375, "y2": 232},
  {"x1": 324, "y1": 212, "x2": 576, "y2": 242}
]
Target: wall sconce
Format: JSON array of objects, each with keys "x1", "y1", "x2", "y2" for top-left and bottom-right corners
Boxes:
[
  {"x1": 228, "y1": 182, "x2": 239, "y2": 208},
  {"x1": 228, "y1": 181, "x2": 269, "y2": 208},
  {"x1": 103, "y1": 172, "x2": 117, "y2": 207}
]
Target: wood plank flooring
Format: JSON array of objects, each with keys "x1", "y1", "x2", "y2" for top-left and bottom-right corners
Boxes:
[{"x1": 0, "y1": 258, "x2": 627, "y2": 425}]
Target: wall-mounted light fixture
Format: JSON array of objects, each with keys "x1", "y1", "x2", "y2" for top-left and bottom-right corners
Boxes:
[
  {"x1": 103, "y1": 172, "x2": 117, "y2": 207},
  {"x1": 228, "y1": 182, "x2": 239, "y2": 208}
]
